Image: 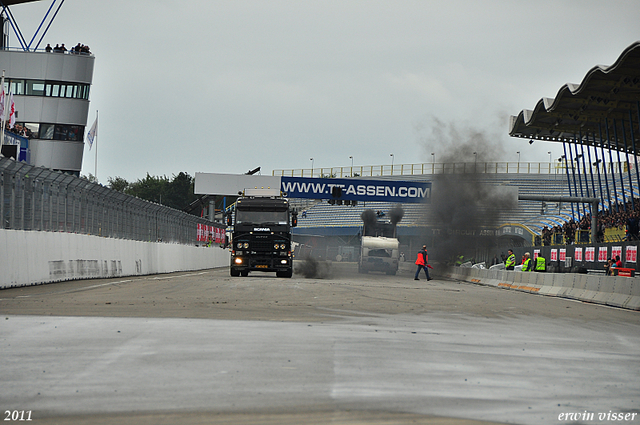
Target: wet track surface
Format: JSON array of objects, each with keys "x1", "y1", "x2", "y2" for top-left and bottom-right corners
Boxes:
[{"x1": 1, "y1": 262, "x2": 639, "y2": 425}]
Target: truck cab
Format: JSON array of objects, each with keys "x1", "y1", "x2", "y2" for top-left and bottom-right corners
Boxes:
[
  {"x1": 358, "y1": 219, "x2": 399, "y2": 275},
  {"x1": 229, "y1": 192, "x2": 295, "y2": 278}
]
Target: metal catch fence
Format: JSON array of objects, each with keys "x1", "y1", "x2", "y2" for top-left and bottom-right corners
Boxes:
[{"x1": 0, "y1": 157, "x2": 219, "y2": 245}]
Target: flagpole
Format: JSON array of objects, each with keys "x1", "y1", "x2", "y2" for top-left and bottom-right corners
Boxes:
[
  {"x1": 94, "y1": 110, "x2": 98, "y2": 180},
  {"x1": 1, "y1": 70, "x2": 5, "y2": 150}
]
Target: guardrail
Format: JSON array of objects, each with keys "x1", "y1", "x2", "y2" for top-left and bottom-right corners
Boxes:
[{"x1": 0, "y1": 157, "x2": 217, "y2": 245}]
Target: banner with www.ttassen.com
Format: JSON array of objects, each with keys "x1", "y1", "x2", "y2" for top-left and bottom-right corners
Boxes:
[{"x1": 280, "y1": 176, "x2": 431, "y2": 203}]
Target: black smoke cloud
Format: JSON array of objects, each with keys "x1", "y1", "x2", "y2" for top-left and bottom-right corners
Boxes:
[
  {"x1": 360, "y1": 205, "x2": 404, "y2": 233},
  {"x1": 361, "y1": 209, "x2": 378, "y2": 230},
  {"x1": 418, "y1": 118, "x2": 516, "y2": 262},
  {"x1": 388, "y1": 204, "x2": 404, "y2": 225},
  {"x1": 295, "y1": 256, "x2": 332, "y2": 278}
]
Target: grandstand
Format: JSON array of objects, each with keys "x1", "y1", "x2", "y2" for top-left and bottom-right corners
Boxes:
[{"x1": 291, "y1": 170, "x2": 570, "y2": 235}]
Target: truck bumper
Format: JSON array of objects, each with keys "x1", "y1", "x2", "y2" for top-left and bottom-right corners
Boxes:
[{"x1": 231, "y1": 254, "x2": 292, "y2": 272}]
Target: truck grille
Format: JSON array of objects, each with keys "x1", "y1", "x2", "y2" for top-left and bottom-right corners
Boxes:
[{"x1": 251, "y1": 239, "x2": 275, "y2": 251}]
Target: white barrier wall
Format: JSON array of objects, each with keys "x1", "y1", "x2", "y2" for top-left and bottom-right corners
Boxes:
[
  {"x1": 439, "y1": 266, "x2": 640, "y2": 311},
  {"x1": 0, "y1": 229, "x2": 229, "y2": 289}
]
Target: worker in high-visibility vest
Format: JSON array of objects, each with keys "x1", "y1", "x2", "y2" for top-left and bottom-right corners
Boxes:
[
  {"x1": 534, "y1": 255, "x2": 546, "y2": 272},
  {"x1": 522, "y1": 252, "x2": 532, "y2": 271},
  {"x1": 505, "y1": 249, "x2": 516, "y2": 270},
  {"x1": 414, "y1": 245, "x2": 432, "y2": 281}
]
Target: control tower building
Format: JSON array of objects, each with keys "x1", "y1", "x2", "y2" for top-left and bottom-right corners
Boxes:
[{"x1": 0, "y1": 0, "x2": 94, "y2": 175}]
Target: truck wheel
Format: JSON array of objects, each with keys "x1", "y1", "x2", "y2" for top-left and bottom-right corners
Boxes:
[
  {"x1": 230, "y1": 268, "x2": 240, "y2": 277},
  {"x1": 241, "y1": 270, "x2": 249, "y2": 277},
  {"x1": 277, "y1": 269, "x2": 292, "y2": 278}
]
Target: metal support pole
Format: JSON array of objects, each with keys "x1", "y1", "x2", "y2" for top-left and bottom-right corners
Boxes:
[
  {"x1": 599, "y1": 123, "x2": 612, "y2": 211},
  {"x1": 562, "y1": 142, "x2": 576, "y2": 219},
  {"x1": 621, "y1": 118, "x2": 634, "y2": 210},
  {"x1": 573, "y1": 136, "x2": 585, "y2": 217},
  {"x1": 613, "y1": 119, "x2": 627, "y2": 211},
  {"x1": 585, "y1": 136, "x2": 598, "y2": 216},
  {"x1": 579, "y1": 140, "x2": 590, "y2": 215},
  {"x1": 631, "y1": 106, "x2": 640, "y2": 201},
  {"x1": 605, "y1": 119, "x2": 619, "y2": 212}
]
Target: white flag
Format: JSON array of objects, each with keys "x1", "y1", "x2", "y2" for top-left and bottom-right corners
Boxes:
[
  {"x1": 86, "y1": 116, "x2": 97, "y2": 150},
  {"x1": 8, "y1": 91, "x2": 15, "y2": 128}
]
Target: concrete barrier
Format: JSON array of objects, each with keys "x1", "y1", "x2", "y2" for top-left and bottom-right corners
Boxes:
[
  {"x1": 0, "y1": 229, "x2": 229, "y2": 289},
  {"x1": 437, "y1": 265, "x2": 639, "y2": 311}
]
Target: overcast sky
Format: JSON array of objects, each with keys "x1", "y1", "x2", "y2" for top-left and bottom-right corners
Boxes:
[{"x1": 9, "y1": 1, "x2": 640, "y2": 183}]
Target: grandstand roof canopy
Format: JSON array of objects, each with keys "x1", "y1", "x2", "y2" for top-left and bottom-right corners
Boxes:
[
  {"x1": 1, "y1": 1, "x2": 40, "y2": 5},
  {"x1": 509, "y1": 41, "x2": 640, "y2": 154}
]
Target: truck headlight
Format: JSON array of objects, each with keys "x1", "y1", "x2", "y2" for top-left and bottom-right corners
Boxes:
[
  {"x1": 280, "y1": 259, "x2": 288, "y2": 265},
  {"x1": 237, "y1": 242, "x2": 242, "y2": 249},
  {"x1": 274, "y1": 243, "x2": 280, "y2": 249},
  {"x1": 234, "y1": 257, "x2": 243, "y2": 265},
  {"x1": 243, "y1": 242, "x2": 249, "y2": 249}
]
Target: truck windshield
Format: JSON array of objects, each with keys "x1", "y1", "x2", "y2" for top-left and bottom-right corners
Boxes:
[
  {"x1": 364, "y1": 222, "x2": 395, "y2": 238},
  {"x1": 236, "y1": 210, "x2": 288, "y2": 225}
]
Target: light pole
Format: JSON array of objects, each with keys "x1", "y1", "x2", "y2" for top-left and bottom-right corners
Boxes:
[
  {"x1": 349, "y1": 156, "x2": 353, "y2": 168},
  {"x1": 517, "y1": 151, "x2": 520, "y2": 163},
  {"x1": 310, "y1": 157, "x2": 314, "y2": 177},
  {"x1": 390, "y1": 153, "x2": 394, "y2": 174},
  {"x1": 431, "y1": 152, "x2": 435, "y2": 163}
]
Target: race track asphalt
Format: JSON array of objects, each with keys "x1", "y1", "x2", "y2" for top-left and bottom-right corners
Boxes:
[{"x1": 1, "y1": 261, "x2": 639, "y2": 425}]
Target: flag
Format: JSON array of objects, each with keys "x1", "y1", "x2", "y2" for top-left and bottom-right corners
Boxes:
[
  {"x1": 8, "y1": 91, "x2": 15, "y2": 128},
  {"x1": 0, "y1": 85, "x2": 5, "y2": 121},
  {"x1": 86, "y1": 116, "x2": 97, "y2": 150}
]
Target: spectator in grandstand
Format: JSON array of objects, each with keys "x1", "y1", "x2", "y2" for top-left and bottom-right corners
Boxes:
[
  {"x1": 604, "y1": 258, "x2": 614, "y2": 275},
  {"x1": 542, "y1": 226, "x2": 551, "y2": 246},
  {"x1": 45, "y1": 43, "x2": 52, "y2": 52},
  {"x1": 563, "y1": 219, "x2": 577, "y2": 244},
  {"x1": 626, "y1": 213, "x2": 639, "y2": 240}
]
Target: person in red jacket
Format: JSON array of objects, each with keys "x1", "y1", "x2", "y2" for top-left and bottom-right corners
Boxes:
[{"x1": 414, "y1": 245, "x2": 432, "y2": 281}]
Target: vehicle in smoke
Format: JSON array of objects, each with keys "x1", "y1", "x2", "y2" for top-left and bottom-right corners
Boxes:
[
  {"x1": 228, "y1": 189, "x2": 297, "y2": 278},
  {"x1": 358, "y1": 207, "x2": 402, "y2": 275}
]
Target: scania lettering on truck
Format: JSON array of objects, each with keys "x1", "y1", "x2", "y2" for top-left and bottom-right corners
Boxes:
[{"x1": 229, "y1": 189, "x2": 296, "y2": 278}]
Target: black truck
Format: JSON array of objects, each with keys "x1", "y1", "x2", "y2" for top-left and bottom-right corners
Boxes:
[{"x1": 228, "y1": 194, "x2": 296, "y2": 278}]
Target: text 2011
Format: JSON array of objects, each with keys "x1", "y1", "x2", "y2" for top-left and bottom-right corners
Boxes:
[{"x1": 4, "y1": 411, "x2": 32, "y2": 421}]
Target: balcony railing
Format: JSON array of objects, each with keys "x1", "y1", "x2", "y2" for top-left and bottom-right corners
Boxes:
[{"x1": 273, "y1": 161, "x2": 631, "y2": 178}]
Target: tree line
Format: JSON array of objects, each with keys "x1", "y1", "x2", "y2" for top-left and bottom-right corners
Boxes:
[{"x1": 107, "y1": 172, "x2": 200, "y2": 212}]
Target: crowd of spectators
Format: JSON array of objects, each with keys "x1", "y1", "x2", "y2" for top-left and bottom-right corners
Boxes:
[
  {"x1": 540, "y1": 199, "x2": 640, "y2": 245},
  {"x1": 44, "y1": 43, "x2": 91, "y2": 55},
  {"x1": 4, "y1": 122, "x2": 35, "y2": 139}
]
